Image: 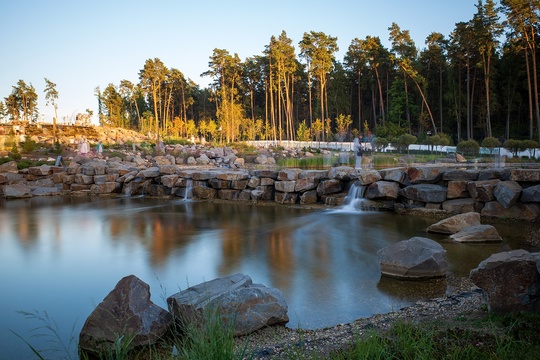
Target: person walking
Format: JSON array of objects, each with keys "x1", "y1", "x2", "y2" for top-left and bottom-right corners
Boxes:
[{"x1": 353, "y1": 134, "x2": 363, "y2": 169}]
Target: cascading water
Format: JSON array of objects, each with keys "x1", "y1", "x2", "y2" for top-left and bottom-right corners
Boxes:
[
  {"x1": 184, "y1": 179, "x2": 193, "y2": 200},
  {"x1": 341, "y1": 182, "x2": 366, "y2": 211}
]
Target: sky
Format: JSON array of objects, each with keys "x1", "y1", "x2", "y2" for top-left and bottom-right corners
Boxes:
[{"x1": 1, "y1": 0, "x2": 481, "y2": 125}]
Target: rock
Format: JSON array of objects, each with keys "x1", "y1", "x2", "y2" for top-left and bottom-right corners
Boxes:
[
  {"x1": 0, "y1": 160, "x2": 19, "y2": 173},
  {"x1": 275, "y1": 180, "x2": 296, "y2": 193},
  {"x1": 398, "y1": 184, "x2": 447, "y2": 203},
  {"x1": 442, "y1": 169, "x2": 479, "y2": 181},
  {"x1": 356, "y1": 169, "x2": 382, "y2": 185},
  {"x1": 522, "y1": 184, "x2": 540, "y2": 202},
  {"x1": 79, "y1": 275, "x2": 172, "y2": 355},
  {"x1": 470, "y1": 250, "x2": 540, "y2": 313},
  {"x1": 510, "y1": 169, "x2": 540, "y2": 182},
  {"x1": 167, "y1": 273, "x2": 289, "y2": 336},
  {"x1": 447, "y1": 180, "x2": 470, "y2": 199},
  {"x1": 3, "y1": 183, "x2": 33, "y2": 199},
  {"x1": 377, "y1": 237, "x2": 448, "y2": 279},
  {"x1": 317, "y1": 179, "x2": 343, "y2": 195},
  {"x1": 31, "y1": 186, "x2": 61, "y2": 196},
  {"x1": 278, "y1": 169, "x2": 301, "y2": 181},
  {"x1": 328, "y1": 166, "x2": 355, "y2": 181},
  {"x1": 365, "y1": 180, "x2": 399, "y2": 200},
  {"x1": 295, "y1": 177, "x2": 318, "y2": 192},
  {"x1": 441, "y1": 198, "x2": 477, "y2": 213},
  {"x1": 494, "y1": 180, "x2": 521, "y2": 209},
  {"x1": 467, "y1": 180, "x2": 500, "y2": 202},
  {"x1": 27, "y1": 164, "x2": 52, "y2": 176},
  {"x1": 407, "y1": 166, "x2": 445, "y2": 184},
  {"x1": 481, "y1": 201, "x2": 540, "y2": 221},
  {"x1": 380, "y1": 168, "x2": 408, "y2": 185},
  {"x1": 300, "y1": 190, "x2": 318, "y2": 204},
  {"x1": 427, "y1": 212, "x2": 481, "y2": 234},
  {"x1": 450, "y1": 224, "x2": 502, "y2": 242}
]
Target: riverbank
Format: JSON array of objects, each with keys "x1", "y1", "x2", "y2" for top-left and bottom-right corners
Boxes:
[{"x1": 234, "y1": 274, "x2": 540, "y2": 359}]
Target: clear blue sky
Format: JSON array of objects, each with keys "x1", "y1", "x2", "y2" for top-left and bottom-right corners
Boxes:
[{"x1": 1, "y1": 0, "x2": 481, "y2": 124}]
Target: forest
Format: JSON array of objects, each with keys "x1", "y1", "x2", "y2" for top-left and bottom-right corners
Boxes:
[{"x1": 2, "y1": 0, "x2": 540, "y2": 150}]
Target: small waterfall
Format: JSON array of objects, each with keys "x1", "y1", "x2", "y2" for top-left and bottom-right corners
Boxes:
[
  {"x1": 341, "y1": 183, "x2": 365, "y2": 211},
  {"x1": 183, "y1": 179, "x2": 193, "y2": 200}
]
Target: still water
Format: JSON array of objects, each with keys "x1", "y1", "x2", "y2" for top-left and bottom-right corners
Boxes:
[{"x1": 0, "y1": 196, "x2": 532, "y2": 359}]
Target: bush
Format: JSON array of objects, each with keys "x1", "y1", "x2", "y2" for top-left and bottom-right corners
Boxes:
[
  {"x1": 21, "y1": 140, "x2": 37, "y2": 154},
  {"x1": 456, "y1": 139, "x2": 480, "y2": 157}
]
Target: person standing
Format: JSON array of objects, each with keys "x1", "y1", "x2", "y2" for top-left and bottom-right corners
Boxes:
[{"x1": 353, "y1": 134, "x2": 363, "y2": 169}]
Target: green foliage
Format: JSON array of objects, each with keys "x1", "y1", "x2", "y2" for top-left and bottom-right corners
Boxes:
[
  {"x1": 296, "y1": 120, "x2": 311, "y2": 142},
  {"x1": 8, "y1": 144, "x2": 21, "y2": 160},
  {"x1": 374, "y1": 123, "x2": 406, "y2": 139},
  {"x1": 457, "y1": 139, "x2": 480, "y2": 157},
  {"x1": 395, "y1": 133, "x2": 417, "y2": 153},
  {"x1": 481, "y1": 136, "x2": 501, "y2": 149},
  {"x1": 373, "y1": 137, "x2": 389, "y2": 151},
  {"x1": 428, "y1": 133, "x2": 452, "y2": 147},
  {"x1": 21, "y1": 139, "x2": 37, "y2": 153}
]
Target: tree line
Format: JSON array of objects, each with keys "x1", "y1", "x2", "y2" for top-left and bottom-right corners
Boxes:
[{"x1": 2, "y1": 0, "x2": 539, "y2": 148}]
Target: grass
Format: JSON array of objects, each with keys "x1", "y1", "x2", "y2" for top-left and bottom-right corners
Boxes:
[
  {"x1": 14, "y1": 307, "x2": 540, "y2": 360},
  {"x1": 329, "y1": 313, "x2": 540, "y2": 360}
]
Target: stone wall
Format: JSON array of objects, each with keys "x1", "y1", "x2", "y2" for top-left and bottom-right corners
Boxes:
[{"x1": 2, "y1": 157, "x2": 540, "y2": 221}]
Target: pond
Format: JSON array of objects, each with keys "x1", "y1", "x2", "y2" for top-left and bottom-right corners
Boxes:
[{"x1": 0, "y1": 196, "x2": 534, "y2": 359}]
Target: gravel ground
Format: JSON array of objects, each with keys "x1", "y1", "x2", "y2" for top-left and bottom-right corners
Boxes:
[{"x1": 235, "y1": 276, "x2": 485, "y2": 359}]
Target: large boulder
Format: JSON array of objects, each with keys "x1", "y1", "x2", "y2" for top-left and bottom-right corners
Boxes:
[
  {"x1": 3, "y1": 183, "x2": 33, "y2": 199},
  {"x1": 79, "y1": 275, "x2": 172, "y2": 355},
  {"x1": 449, "y1": 224, "x2": 502, "y2": 243},
  {"x1": 493, "y1": 180, "x2": 522, "y2": 209},
  {"x1": 377, "y1": 237, "x2": 448, "y2": 279},
  {"x1": 426, "y1": 212, "x2": 481, "y2": 234},
  {"x1": 398, "y1": 184, "x2": 447, "y2": 203},
  {"x1": 167, "y1": 273, "x2": 288, "y2": 336},
  {"x1": 470, "y1": 250, "x2": 540, "y2": 313}
]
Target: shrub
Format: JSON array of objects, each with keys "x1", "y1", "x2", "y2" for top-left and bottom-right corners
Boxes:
[
  {"x1": 457, "y1": 139, "x2": 480, "y2": 157},
  {"x1": 21, "y1": 139, "x2": 37, "y2": 154}
]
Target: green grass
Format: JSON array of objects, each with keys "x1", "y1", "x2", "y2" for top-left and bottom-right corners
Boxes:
[{"x1": 13, "y1": 308, "x2": 540, "y2": 360}]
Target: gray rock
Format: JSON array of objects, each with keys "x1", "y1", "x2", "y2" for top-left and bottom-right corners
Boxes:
[
  {"x1": 470, "y1": 250, "x2": 540, "y2": 313},
  {"x1": 0, "y1": 160, "x2": 19, "y2": 173},
  {"x1": 275, "y1": 180, "x2": 296, "y2": 193},
  {"x1": 278, "y1": 168, "x2": 301, "y2": 181},
  {"x1": 494, "y1": 180, "x2": 521, "y2": 209},
  {"x1": 365, "y1": 181, "x2": 399, "y2": 200},
  {"x1": 450, "y1": 224, "x2": 502, "y2": 242},
  {"x1": 521, "y1": 184, "x2": 540, "y2": 203},
  {"x1": 79, "y1": 275, "x2": 172, "y2": 355},
  {"x1": 442, "y1": 169, "x2": 479, "y2": 181},
  {"x1": 356, "y1": 169, "x2": 382, "y2": 185},
  {"x1": 441, "y1": 198, "x2": 477, "y2": 213},
  {"x1": 31, "y1": 186, "x2": 62, "y2": 196},
  {"x1": 427, "y1": 212, "x2": 481, "y2": 234},
  {"x1": 377, "y1": 237, "x2": 448, "y2": 279},
  {"x1": 481, "y1": 201, "x2": 540, "y2": 221},
  {"x1": 467, "y1": 180, "x2": 500, "y2": 202},
  {"x1": 167, "y1": 273, "x2": 288, "y2": 336},
  {"x1": 3, "y1": 183, "x2": 32, "y2": 199},
  {"x1": 381, "y1": 168, "x2": 408, "y2": 185},
  {"x1": 398, "y1": 184, "x2": 447, "y2": 203},
  {"x1": 317, "y1": 179, "x2": 343, "y2": 195},
  {"x1": 407, "y1": 166, "x2": 445, "y2": 184}
]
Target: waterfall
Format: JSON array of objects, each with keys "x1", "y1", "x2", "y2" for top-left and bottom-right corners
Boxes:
[
  {"x1": 341, "y1": 183, "x2": 365, "y2": 211},
  {"x1": 183, "y1": 179, "x2": 193, "y2": 200}
]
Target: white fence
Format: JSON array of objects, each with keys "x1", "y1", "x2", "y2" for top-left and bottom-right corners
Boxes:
[{"x1": 245, "y1": 141, "x2": 540, "y2": 159}]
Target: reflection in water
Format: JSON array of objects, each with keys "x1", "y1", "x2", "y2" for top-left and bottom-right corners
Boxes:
[{"x1": 0, "y1": 196, "x2": 538, "y2": 359}]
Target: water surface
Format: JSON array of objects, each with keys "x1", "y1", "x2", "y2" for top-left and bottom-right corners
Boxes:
[{"x1": 0, "y1": 196, "x2": 533, "y2": 359}]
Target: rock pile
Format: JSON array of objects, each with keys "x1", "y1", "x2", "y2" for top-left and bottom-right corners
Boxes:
[{"x1": 79, "y1": 274, "x2": 288, "y2": 356}]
